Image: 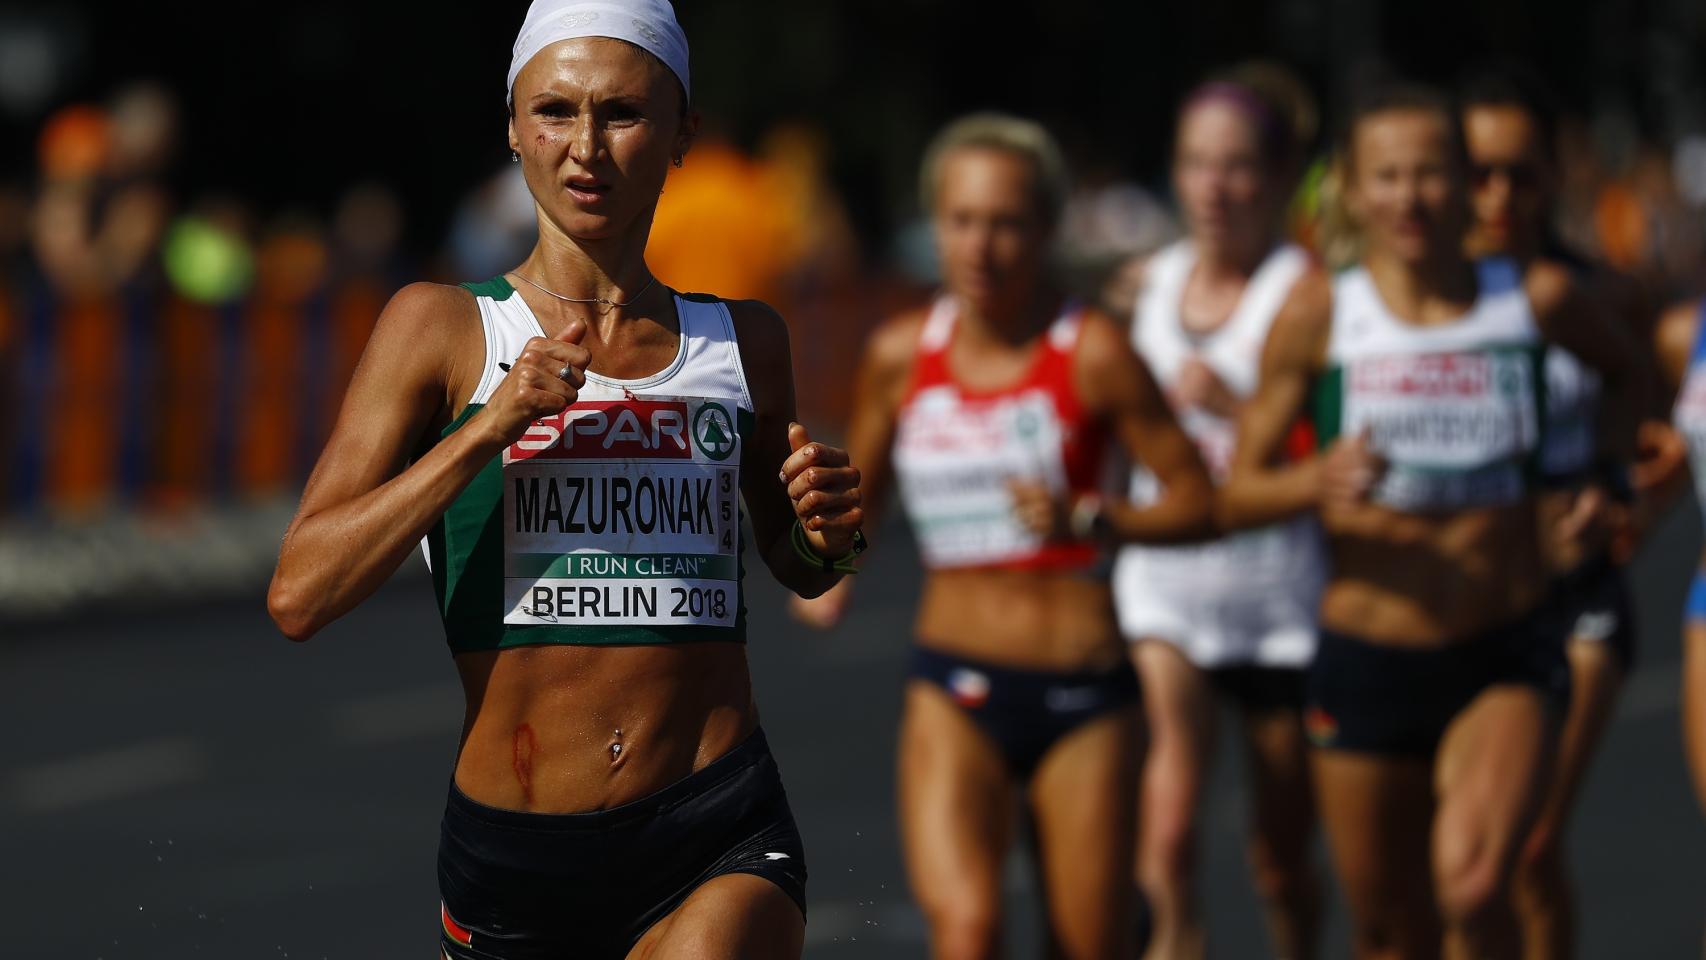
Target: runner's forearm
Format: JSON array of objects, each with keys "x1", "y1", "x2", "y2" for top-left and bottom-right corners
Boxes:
[
  {"x1": 269, "y1": 423, "x2": 504, "y2": 640},
  {"x1": 1100, "y1": 484, "x2": 1215, "y2": 545},
  {"x1": 1219, "y1": 459, "x2": 1323, "y2": 531}
]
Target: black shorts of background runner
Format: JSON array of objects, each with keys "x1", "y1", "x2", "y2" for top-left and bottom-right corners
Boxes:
[
  {"x1": 1208, "y1": 664, "x2": 1308, "y2": 714},
  {"x1": 1305, "y1": 615, "x2": 1571, "y2": 758},
  {"x1": 437, "y1": 728, "x2": 806, "y2": 960},
  {"x1": 909, "y1": 645, "x2": 1141, "y2": 779}
]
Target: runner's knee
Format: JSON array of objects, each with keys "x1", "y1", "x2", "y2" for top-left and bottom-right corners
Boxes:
[
  {"x1": 1435, "y1": 850, "x2": 1507, "y2": 928},
  {"x1": 924, "y1": 894, "x2": 1001, "y2": 960},
  {"x1": 1140, "y1": 803, "x2": 1199, "y2": 887},
  {"x1": 1434, "y1": 814, "x2": 1520, "y2": 925}
]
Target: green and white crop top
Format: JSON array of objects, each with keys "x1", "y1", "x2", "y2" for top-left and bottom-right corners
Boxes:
[
  {"x1": 424, "y1": 277, "x2": 754, "y2": 652},
  {"x1": 1312, "y1": 259, "x2": 1544, "y2": 512}
]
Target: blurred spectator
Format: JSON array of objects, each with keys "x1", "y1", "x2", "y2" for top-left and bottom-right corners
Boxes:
[
  {"x1": 31, "y1": 84, "x2": 174, "y2": 299},
  {"x1": 21, "y1": 87, "x2": 177, "y2": 516},
  {"x1": 0, "y1": 180, "x2": 27, "y2": 510},
  {"x1": 446, "y1": 164, "x2": 537, "y2": 283},
  {"x1": 645, "y1": 134, "x2": 798, "y2": 303},
  {"x1": 751, "y1": 122, "x2": 870, "y2": 427},
  {"x1": 1623, "y1": 146, "x2": 1705, "y2": 297},
  {"x1": 320, "y1": 183, "x2": 409, "y2": 441},
  {"x1": 151, "y1": 196, "x2": 255, "y2": 507},
  {"x1": 1059, "y1": 146, "x2": 1180, "y2": 318},
  {"x1": 1553, "y1": 110, "x2": 1706, "y2": 306},
  {"x1": 757, "y1": 122, "x2": 862, "y2": 300},
  {"x1": 233, "y1": 217, "x2": 329, "y2": 498},
  {"x1": 640, "y1": 123, "x2": 892, "y2": 427}
]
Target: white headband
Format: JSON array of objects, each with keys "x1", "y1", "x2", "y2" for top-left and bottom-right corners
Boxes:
[{"x1": 507, "y1": 0, "x2": 690, "y2": 106}]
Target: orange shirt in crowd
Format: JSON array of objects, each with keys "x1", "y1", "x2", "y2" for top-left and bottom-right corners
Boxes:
[
  {"x1": 234, "y1": 230, "x2": 326, "y2": 497},
  {"x1": 645, "y1": 140, "x2": 799, "y2": 304}
]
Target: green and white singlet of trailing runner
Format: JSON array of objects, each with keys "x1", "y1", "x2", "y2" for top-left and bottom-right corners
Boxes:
[
  {"x1": 423, "y1": 277, "x2": 756, "y2": 651},
  {"x1": 1312, "y1": 258, "x2": 1546, "y2": 512}
]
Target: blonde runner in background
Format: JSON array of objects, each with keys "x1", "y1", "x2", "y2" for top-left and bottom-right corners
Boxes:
[{"x1": 794, "y1": 113, "x2": 1213, "y2": 959}]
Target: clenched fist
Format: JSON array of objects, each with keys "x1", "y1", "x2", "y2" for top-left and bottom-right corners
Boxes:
[{"x1": 476, "y1": 320, "x2": 591, "y2": 447}]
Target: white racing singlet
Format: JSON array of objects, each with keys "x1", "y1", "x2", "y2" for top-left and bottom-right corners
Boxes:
[
  {"x1": 1315, "y1": 258, "x2": 1543, "y2": 513},
  {"x1": 1113, "y1": 240, "x2": 1325, "y2": 668},
  {"x1": 423, "y1": 277, "x2": 753, "y2": 651}
]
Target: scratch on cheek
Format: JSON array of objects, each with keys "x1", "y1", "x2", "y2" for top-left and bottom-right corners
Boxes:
[{"x1": 512, "y1": 723, "x2": 537, "y2": 805}]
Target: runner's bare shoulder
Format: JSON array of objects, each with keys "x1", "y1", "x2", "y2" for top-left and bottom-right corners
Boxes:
[
  {"x1": 357, "y1": 282, "x2": 482, "y2": 412},
  {"x1": 1522, "y1": 258, "x2": 1577, "y2": 320},
  {"x1": 374, "y1": 281, "x2": 479, "y2": 342},
  {"x1": 1073, "y1": 305, "x2": 1132, "y2": 359},
  {"x1": 1656, "y1": 298, "x2": 1703, "y2": 382},
  {"x1": 1264, "y1": 264, "x2": 1333, "y2": 370},
  {"x1": 862, "y1": 306, "x2": 932, "y2": 389}
]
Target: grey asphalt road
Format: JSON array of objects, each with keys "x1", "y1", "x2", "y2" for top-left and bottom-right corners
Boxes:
[{"x1": 3, "y1": 505, "x2": 1704, "y2": 959}]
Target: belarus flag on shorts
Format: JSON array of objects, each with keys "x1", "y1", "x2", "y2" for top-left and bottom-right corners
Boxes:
[{"x1": 441, "y1": 902, "x2": 474, "y2": 949}]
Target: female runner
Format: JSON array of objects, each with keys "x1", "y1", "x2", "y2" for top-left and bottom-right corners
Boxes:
[
  {"x1": 1459, "y1": 67, "x2": 1646, "y2": 960},
  {"x1": 268, "y1": 3, "x2": 863, "y2": 957},
  {"x1": 1221, "y1": 81, "x2": 1637, "y2": 960},
  {"x1": 796, "y1": 112, "x2": 1213, "y2": 958},
  {"x1": 1113, "y1": 71, "x2": 1323, "y2": 960}
]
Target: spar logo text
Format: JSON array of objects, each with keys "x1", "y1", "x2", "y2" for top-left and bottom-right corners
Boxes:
[{"x1": 510, "y1": 400, "x2": 691, "y2": 461}]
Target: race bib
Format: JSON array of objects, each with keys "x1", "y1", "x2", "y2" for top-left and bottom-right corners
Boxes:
[
  {"x1": 1341, "y1": 349, "x2": 1538, "y2": 510},
  {"x1": 502, "y1": 396, "x2": 741, "y2": 627},
  {"x1": 895, "y1": 387, "x2": 1067, "y2": 567}
]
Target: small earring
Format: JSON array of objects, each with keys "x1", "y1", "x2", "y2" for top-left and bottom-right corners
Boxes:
[
  {"x1": 511, "y1": 151, "x2": 520, "y2": 163},
  {"x1": 671, "y1": 157, "x2": 683, "y2": 168}
]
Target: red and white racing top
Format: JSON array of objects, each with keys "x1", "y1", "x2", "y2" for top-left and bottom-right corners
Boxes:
[{"x1": 892, "y1": 297, "x2": 1106, "y2": 571}]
